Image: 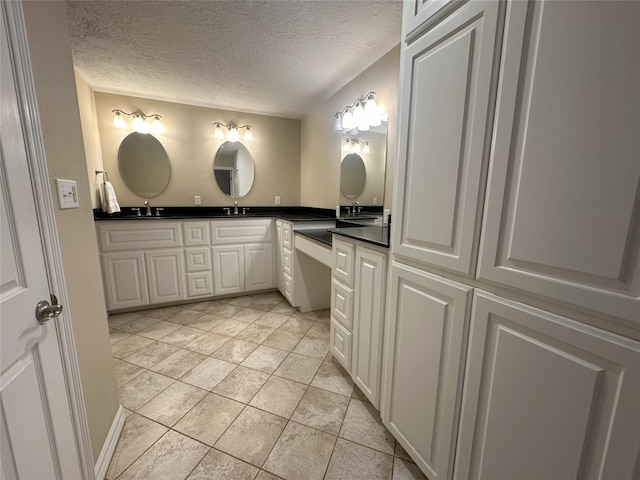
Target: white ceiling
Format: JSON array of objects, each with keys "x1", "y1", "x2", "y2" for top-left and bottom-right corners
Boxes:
[{"x1": 66, "y1": 0, "x2": 403, "y2": 119}]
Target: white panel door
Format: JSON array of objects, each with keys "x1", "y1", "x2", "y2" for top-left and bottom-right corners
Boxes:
[
  {"x1": 212, "y1": 245, "x2": 244, "y2": 295},
  {"x1": 352, "y1": 247, "x2": 387, "y2": 408},
  {"x1": 244, "y1": 243, "x2": 275, "y2": 292},
  {"x1": 455, "y1": 291, "x2": 640, "y2": 480},
  {"x1": 145, "y1": 249, "x2": 185, "y2": 304},
  {"x1": 477, "y1": 0, "x2": 640, "y2": 323},
  {"x1": 381, "y1": 261, "x2": 472, "y2": 480},
  {"x1": 392, "y1": 0, "x2": 503, "y2": 276},
  {"x1": 101, "y1": 252, "x2": 149, "y2": 310},
  {"x1": 1, "y1": 8, "x2": 82, "y2": 477},
  {"x1": 402, "y1": 0, "x2": 460, "y2": 40}
]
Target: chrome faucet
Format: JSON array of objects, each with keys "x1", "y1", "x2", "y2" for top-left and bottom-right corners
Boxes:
[
  {"x1": 234, "y1": 201, "x2": 239, "y2": 215},
  {"x1": 352, "y1": 201, "x2": 360, "y2": 216},
  {"x1": 144, "y1": 200, "x2": 152, "y2": 216}
]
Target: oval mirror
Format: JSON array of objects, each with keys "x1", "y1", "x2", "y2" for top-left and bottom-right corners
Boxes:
[
  {"x1": 340, "y1": 153, "x2": 366, "y2": 199},
  {"x1": 213, "y1": 141, "x2": 255, "y2": 198},
  {"x1": 118, "y1": 132, "x2": 171, "y2": 198}
]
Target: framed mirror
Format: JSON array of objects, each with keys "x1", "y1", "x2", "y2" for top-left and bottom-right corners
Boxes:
[
  {"x1": 118, "y1": 132, "x2": 171, "y2": 198},
  {"x1": 340, "y1": 126, "x2": 387, "y2": 206},
  {"x1": 213, "y1": 141, "x2": 255, "y2": 198}
]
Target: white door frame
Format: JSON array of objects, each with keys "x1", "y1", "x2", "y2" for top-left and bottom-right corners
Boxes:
[{"x1": 3, "y1": 1, "x2": 95, "y2": 478}]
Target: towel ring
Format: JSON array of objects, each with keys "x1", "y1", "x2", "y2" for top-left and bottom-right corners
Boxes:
[{"x1": 95, "y1": 170, "x2": 109, "y2": 182}]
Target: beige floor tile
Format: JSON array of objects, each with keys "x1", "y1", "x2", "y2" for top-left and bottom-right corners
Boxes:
[
  {"x1": 136, "y1": 320, "x2": 183, "y2": 340},
  {"x1": 249, "y1": 376, "x2": 307, "y2": 419},
  {"x1": 184, "y1": 332, "x2": 230, "y2": 355},
  {"x1": 306, "y1": 321, "x2": 330, "y2": 339},
  {"x1": 188, "y1": 313, "x2": 227, "y2": 331},
  {"x1": 110, "y1": 328, "x2": 131, "y2": 345},
  {"x1": 141, "y1": 305, "x2": 183, "y2": 320},
  {"x1": 263, "y1": 329, "x2": 304, "y2": 352},
  {"x1": 340, "y1": 399, "x2": 395, "y2": 455},
  {"x1": 174, "y1": 393, "x2": 245, "y2": 446},
  {"x1": 109, "y1": 311, "x2": 143, "y2": 327},
  {"x1": 215, "y1": 406, "x2": 287, "y2": 467},
  {"x1": 211, "y1": 318, "x2": 251, "y2": 336},
  {"x1": 240, "y1": 345, "x2": 288, "y2": 374},
  {"x1": 181, "y1": 300, "x2": 218, "y2": 313},
  {"x1": 325, "y1": 438, "x2": 393, "y2": 480},
  {"x1": 105, "y1": 411, "x2": 168, "y2": 480},
  {"x1": 351, "y1": 384, "x2": 372, "y2": 403},
  {"x1": 138, "y1": 381, "x2": 207, "y2": 426},
  {"x1": 292, "y1": 335, "x2": 330, "y2": 359},
  {"x1": 170, "y1": 309, "x2": 204, "y2": 325},
  {"x1": 291, "y1": 386, "x2": 349, "y2": 435},
  {"x1": 270, "y1": 301, "x2": 296, "y2": 316},
  {"x1": 279, "y1": 317, "x2": 315, "y2": 335},
  {"x1": 293, "y1": 309, "x2": 323, "y2": 320},
  {"x1": 395, "y1": 442, "x2": 411, "y2": 461},
  {"x1": 181, "y1": 357, "x2": 236, "y2": 390},
  {"x1": 112, "y1": 335, "x2": 155, "y2": 359},
  {"x1": 159, "y1": 326, "x2": 207, "y2": 347},
  {"x1": 186, "y1": 448, "x2": 259, "y2": 480},
  {"x1": 212, "y1": 304, "x2": 246, "y2": 318},
  {"x1": 310, "y1": 357, "x2": 354, "y2": 397},
  {"x1": 213, "y1": 365, "x2": 270, "y2": 403},
  {"x1": 117, "y1": 371, "x2": 174, "y2": 410},
  {"x1": 262, "y1": 421, "x2": 336, "y2": 480},
  {"x1": 211, "y1": 338, "x2": 258, "y2": 364},
  {"x1": 112, "y1": 359, "x2": 145, "y2": 387},
  {"x1": 251, "y1": 297, "x2": 282, "y2": 312},
  {"x1": 273, "y1": 353, "x2": 322, "y2": 384},
  {"x1": 150, "y1": 349, "x2": 207, "y2": 379},
  {"x1": 255, "y1": 471, "x2": 283, "y2": 480},
  {"x1": 118, "y1": 430, "x2": 208, "y2": 480},
  {"x1": 125, "y1": 341, "x2": 180, "y2": 369},
  {"x1": 231, "y1": 307, "x2": 266, "y2": 323},
  {"x1": 234, "y1": 324, "x2": 275, "y2": 344},
  {"x1": 393, "y1": 458, "x2": 427, "y2": 480},
  {"x1": 254, "y1": 312, "x2": 290, "y2": 329},
  {"x1": 227, "y1": 294, "x2": 260, "y2": 307},
  {"x1": 111, "y1": 315, "x2": 162, "y2": 334}
]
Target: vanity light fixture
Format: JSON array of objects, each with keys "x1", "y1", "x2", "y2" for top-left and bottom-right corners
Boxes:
[
  {"x1": 343, "y1": 138, "x2": 370, "y2": 154},
  {"x1": 112, "y1": 109, "x2": 164, "y2": 134},
  {"x1": 213, "y1": 122, "x2": 253, "y2": 142},
  {"x1": 334, "y1": 91, "x2": 386, "y2": 133}
]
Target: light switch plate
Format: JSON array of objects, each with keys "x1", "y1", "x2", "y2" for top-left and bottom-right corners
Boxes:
[
  {"x1": 56, "y1": 179, "x2": 79, "y2": 209},
  {"x1": 275, "y1": 195, "x2": 281, "y2": 205},
  {"x1": 194, "y1": 195, "x2": 201, "y2": 205}
]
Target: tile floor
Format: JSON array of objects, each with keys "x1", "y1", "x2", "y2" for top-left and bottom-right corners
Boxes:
[{"x1": 107, "y1": 291, "x2": 426, "y2": 480}]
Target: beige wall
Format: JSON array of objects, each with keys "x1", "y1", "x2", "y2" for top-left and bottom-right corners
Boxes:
[
  {"x1": 93, "y1": 93, "x2": 301, "y2": 207},
  {"x1": 22, "y1": 0, "x2": 119, "y2": 463},
  {"x1": 301, "y1": 45, "x2": 401, "y2": 210}
]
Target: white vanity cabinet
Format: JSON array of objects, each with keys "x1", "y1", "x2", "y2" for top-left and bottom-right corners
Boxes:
[
  {"x1": 330, "y1": 235, "x2": 388, "y2": 408},
  {"x1": 145, "y1": 248, "x2": 186, "y2": 304},
  {"x1": 100, "y1": 251, "x2": 149, "y2": 310}
]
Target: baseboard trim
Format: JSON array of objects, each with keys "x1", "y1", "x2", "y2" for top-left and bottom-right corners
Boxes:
[{"x1": 94, "y1": 405, "x2": 125, "y2": 480}]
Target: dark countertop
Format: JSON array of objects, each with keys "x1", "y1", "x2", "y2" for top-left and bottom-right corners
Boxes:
[
  {"x1": 329, "y1": 225, "x2": 390, "y2": 248},
  {"x1": 94, "y1": 206, "x2": 336, "y2": 222},
  {"x1": 295, "y1": 228, "x2": 333, "y2": 247}
]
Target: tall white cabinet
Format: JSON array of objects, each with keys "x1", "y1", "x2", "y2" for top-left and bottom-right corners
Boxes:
[{"x1": 384, "y1": 1, "x2": 640, "y2": 479}]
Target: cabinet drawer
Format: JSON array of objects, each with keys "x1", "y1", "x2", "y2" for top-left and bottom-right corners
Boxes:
[
  {"x1": 282, "y1": 222, "x2": 293, "y2": 249},
  {"x1": 211, "y1": 219, "x2": 273, "y2": 244},
  {"x1": 97, "y1": 222, "x2": 182, "y2": 252},
  {"x1": 330, "y1": 318, "x2": 352, "y2": 371},
  {"x1": 283, "y1": 247, "x2": 293, "y2": 276},
  {"x1": 182, "y1": 221, "x2": 210, "y2": 246},
  {"x1": 331, "y1": 278, "x2": 354, "y2": 330},
  {"x1": 332, "y1": 237, "x2": 355, "y2": 287},
  {"x1": 186, "y1": 271, "x2": 213, "y2": 298},
  {"x1": 184, "y1": 247, "x2": 211, "y2": 273},
  {"x1": 283, "y1": 272, "x2": 294, "y2": 304}
]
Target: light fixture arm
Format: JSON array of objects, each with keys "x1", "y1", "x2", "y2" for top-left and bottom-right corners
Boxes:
[
  {"x1": 334, "y1": 91, "x2": 376, "y2": 117},
  {"x1": 112, "y1": 109, "x2": 163, "y2": 120}
]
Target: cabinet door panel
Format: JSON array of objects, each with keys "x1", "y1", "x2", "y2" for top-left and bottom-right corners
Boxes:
[
  {"x1": 332, "y1": 237, "x2": 355, "y2": 287},
  {"x1": 330, "y1": 318, "x2": 352, "y2": 371},
  {"x1": 331, "y1": 278, "x2": 354, "y2": 330},
  {"x1": 101, "y1": 252, "x2": 149, "y2": 310},
  {"x1": 381, "y1": 261, "x2": 472, "y2": 480},
  {"x1": 186, "y1": 272, "x2": 213, "y2": 298},
  {"x1": 211, "y1": 219, "x2": 273, "y2": 244},
  {"x1": 97, "y1": 222, "x2": 181, "y2": 252},
  {"x1": 212, "y1": 245, "x2": 244, "y2": 295},
  {"x1": 393, "y1": 1, "x2": 503, "y2": 276},
  {"x1": 182, "y1": 221, "x2": 210, "y2": 246},
  {"x1": 244, "y1": 243, "x2": 275, "y2": 292},
  {"x1": 402, "y1": 0, "x2": 461, "y2": 40},
  {"x1": 276, "y1": 221, "x2": 284, "y2": 293},
  {"x1": 352, "y1": 247, "x2": 387, "y2": 407},
  {"x1": 184, "y1": 247, "x2": 211, "y2": 273},
  {"x1": 477, "y1": 1, "x2": 640, "y2": 323},
  {"x1": 455, "y1": 291, "x2": 640, "y2": 480},
  {"x1": 145, "y1": 249, "x2": 185, "y2": 304}
]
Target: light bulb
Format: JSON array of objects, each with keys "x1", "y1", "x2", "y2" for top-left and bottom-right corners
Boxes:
[
  {"x1": 353, "y1": 142, "x2": 361, "y2": 154},
  {"x1": 380, "y1": 107, "x2": 388, "y2": 123},
  {"x1": 214, "y1": 124, "x2": 224, "y2": 139},
  {"x1": 357, "y1": 114, "x2": 370, "y2": 131},
  {"x1": 228, "y1": 127, "x2": 239, "y2": 142},
  {"x1": 365, "y1": 97, "x2": 381, "y2": 126},
  {"x1": 333, "y1": 114, "x2": 342, "y2": 132},
  {"x1": 150, "y1": 115, "x2": 164, "y2": 134},
  {"x1": 113, "y1": 111, "x2": 127, "y2": 129},
  {"x1": 244, "y1": 127, "x2": 253, "y2": 141},
  {"x1": 353, "y1": 102, "x2": 365, "y2": 127},
  {"x1": 341, "y1": 109, "x2": 355, "y2": 130},
  {"x1": 363, "y1": 143, "x2": 370, "y2": 154},
  {"x1": 132, "y1": 114, "x2": 145, "y2": 133},
  {"x1": 342, "y1": 139, "x2": 351, "y2": 152}
]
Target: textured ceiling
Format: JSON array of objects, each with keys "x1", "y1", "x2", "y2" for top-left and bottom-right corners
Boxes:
[{"x1": 66, "y1": 0, "x2": 402, "y2": 119}]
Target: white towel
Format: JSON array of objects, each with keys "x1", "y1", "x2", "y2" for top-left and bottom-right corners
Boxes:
[{"x1": 101, "y1": 181, "x2": 121, "y2": 214}]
